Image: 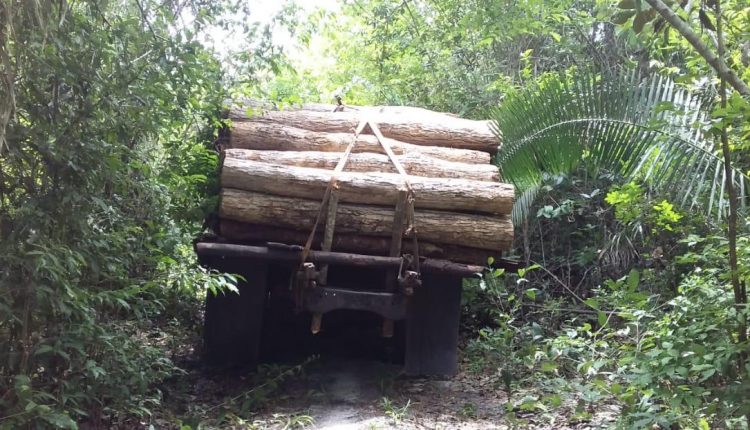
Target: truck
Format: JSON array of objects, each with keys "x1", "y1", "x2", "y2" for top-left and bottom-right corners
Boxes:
[{"x1": 196, "y1": 101, "x2": 515, "y2": 376}]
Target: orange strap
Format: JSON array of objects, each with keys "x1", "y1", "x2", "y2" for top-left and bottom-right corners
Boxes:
[
  {"x1": 297, "y1": 116, "x2": 421, "y2": 274},
  {"x1": 297, "y1": 119, "x2": 369, "y2": 270}
]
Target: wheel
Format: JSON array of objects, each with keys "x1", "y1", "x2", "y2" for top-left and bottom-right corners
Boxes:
[
  {"x1": 202, "y1": 257, "x2": 269, "y2": 368},
  {"x1": 404, "y1": 273, "x2": 463, "y2": 376}
]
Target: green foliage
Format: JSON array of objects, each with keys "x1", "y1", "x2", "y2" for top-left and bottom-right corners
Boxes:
[
  {"x1": 381, "y1": 397, "x2": 411, "y2": 425},
  {"x1": 651, "y1": 199, "x2": 682, "y2": 231},
  {"x1": 263, "y1": 0, "x2": 635, "y2": 117},
  {"x1": 605, "y1": 182, "x2": 683, "y2": 233},
  {"x1": 492, "y1": 70, "x2": 750, "y2": 224},
  {"x1": 0, "y1": 1, "x2": 243, "y2": 427},
  {"x1": 466, "y1": 231, "x2": 750, "y2": 427},
  {"x1": 606, "y1": 182, "x2": 646, "y2": 224}
]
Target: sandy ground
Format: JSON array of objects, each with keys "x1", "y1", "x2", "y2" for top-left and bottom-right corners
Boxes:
[{"x1": 243, "y1": 357, "x2": 620, "y2": 430}]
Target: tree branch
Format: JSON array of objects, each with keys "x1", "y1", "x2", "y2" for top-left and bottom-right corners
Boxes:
[{"x1": 643, "y1": 0, "x2": 750, "y2": 96}]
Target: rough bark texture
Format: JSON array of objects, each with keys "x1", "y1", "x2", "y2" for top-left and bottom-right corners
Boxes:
[
  {"x1": 224, "y1": 149, "x2": 500, "y2": 182},
  {"x1": 227, "y1": 99, "x2": 462, "y2": 118},
  {"x1": 221, "y1": 158, "x2": 513, "y2": 215},
  {"x1": 230, "y1": 109, "x2": 499, "y2": 153},
  {"x1": 227, "y1": 122, "x2": 491, "y2": 164},
  {"x1": 218, "y1": 220, "x2": 496, "y2": 264},
  {"x1": 219, "y1": 188, "x2": 513, "y2": 251}
]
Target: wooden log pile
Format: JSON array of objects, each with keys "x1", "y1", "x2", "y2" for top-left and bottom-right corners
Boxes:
[{"x1": 217, "y1": 102, "x2": 514, "y2": 264}]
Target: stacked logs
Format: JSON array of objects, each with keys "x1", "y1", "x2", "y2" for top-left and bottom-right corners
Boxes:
[{"x1": 216, "y1": 103, "x2": 514, "y2": 264}]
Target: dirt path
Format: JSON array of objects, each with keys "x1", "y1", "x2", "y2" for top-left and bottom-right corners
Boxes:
[
  {"x1": 158, "y1": 342, "x2": 619, "y2": 429},
  {"x1": 254, "y1": 357, "x2": 510, "y2": 429},
  {"x1": 243, "y1": 356, "x2": 619, "y2": 430}
]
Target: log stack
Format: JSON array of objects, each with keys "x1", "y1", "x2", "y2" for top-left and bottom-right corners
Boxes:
[{"x1": 216, "y1": 102, "x2": 514, "y2": 264}]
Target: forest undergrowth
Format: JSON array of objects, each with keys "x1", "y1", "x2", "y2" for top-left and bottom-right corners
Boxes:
[{"x1": 2, "y1": 0, "x2": 750, "y2": 429}]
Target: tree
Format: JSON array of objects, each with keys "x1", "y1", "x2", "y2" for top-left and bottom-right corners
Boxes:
[{"x1": 492, "y1": 70, "x2": 748, "y2": 223}]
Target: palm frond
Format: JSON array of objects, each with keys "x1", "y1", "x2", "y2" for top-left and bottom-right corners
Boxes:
[{"x1": 491, "y1": 70, "x2": 749, "y2": 222}]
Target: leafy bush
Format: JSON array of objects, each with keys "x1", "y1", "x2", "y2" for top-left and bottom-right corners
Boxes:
[{"x1": 0, "y1": 2, "x2": 238, "y2": 427}]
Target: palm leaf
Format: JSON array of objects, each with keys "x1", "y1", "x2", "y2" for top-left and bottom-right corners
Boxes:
[{"x1": 491, "y1": 70, "x2": 749, "y2": 225}]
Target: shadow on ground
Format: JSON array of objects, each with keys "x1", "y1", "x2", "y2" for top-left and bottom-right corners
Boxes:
[{"x1": 155, "y1": 308, "x2": 619, "y2": 430}]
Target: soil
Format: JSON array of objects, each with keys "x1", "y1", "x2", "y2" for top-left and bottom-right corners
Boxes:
[
  {"x1": 157, "y1": 351, "x2": 619, "y2": 429},
  {"x1": 152, "y1": 303, "x2": 619, "y2": 429}
]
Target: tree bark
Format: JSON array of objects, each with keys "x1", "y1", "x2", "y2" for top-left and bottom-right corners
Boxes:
[
  {"x1": 227, "y1": 122, "x2": 491, "y2": 164},
  {"x1": 221, "y1": 158, "x2": 514, "y2": 215},
  {"x1": 227, "y1": 99, "x2": 462, "y2": 117},
  {"x1": 219, "y1": 188, "x2": 513, "y2": 251},
  {"x1": 714, "y1": 0, "x2": 748, "y2": 388},
  {"x1": 644, "y1": 0, "x2": 750, "y2": 96},
  {"x1": 218, "y1": 220, "x2": 497, "y2": 264},
  {"x1": 230, "y1": 109, "x2": 499, "y2": 153},
  {"x1": 224, "y1": 148, "x2": 500, "y2": 182}
]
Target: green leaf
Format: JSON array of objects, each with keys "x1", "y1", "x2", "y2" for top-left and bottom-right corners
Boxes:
[
  {"x1": 598, "y1": 311, "x2": 607, "y2": 326},
  {"x1": 584, "y1": 298, "x2": 600, "y2": 310},
  {"x1": 491, "y1": 71, "x2": 749, "y2": 224},
  {"x1": 632, "y1": 12, "x2": 650, "y2": 33},
  {"x1": 43, "y1": 413, "x2": 78, "y2": 430},
  {"x1": 611, "y1": 10, "x2": 635, "y2": 25},
  {"x1": 541, "y1": 361, "x2": 558, "y2": 373},
  {"x1": 626, "y1": 269, "x2": 640, "y2": 292}
]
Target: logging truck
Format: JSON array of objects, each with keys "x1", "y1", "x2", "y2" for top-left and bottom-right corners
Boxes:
[{"x1": 194, "y1": 101, "x2": 515, "y2": 376}]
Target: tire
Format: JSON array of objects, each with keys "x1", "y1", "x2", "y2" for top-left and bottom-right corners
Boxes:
[
  {"x1": 202, "y1": 257, "x2": 269, "y2": 368},
  {"x1": 404, "y1": 273, "x2": 463, "y2": 376}
]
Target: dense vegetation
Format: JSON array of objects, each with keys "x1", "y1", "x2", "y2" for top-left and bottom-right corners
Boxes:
[{"x1": 1, "y1": 0, "x2": 749, "y2": 428}]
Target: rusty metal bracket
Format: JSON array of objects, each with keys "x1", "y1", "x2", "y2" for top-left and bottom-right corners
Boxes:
[
  {"x1": 296, "y1": 262, "x2": 318, "y2": 289},
  {"x1": 305, "y1": 286, "x2": 407, "y2": 321},
  {"x1": 398, "y1": 270, "x2": 421, "y2": 296}
]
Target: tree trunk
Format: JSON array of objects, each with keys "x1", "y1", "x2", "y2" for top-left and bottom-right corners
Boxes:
[
  {"x1": 219, "y1": 188, "x2": 513, "y2": 251},
  {"x1": 644, "y1": 0, "x2": 750, "y2": 96},
  {"x1": 227, "y1": 122, "x2": 491, "y2": 164},
  {"x1": 221, "y1": 158, "x2": 513, "y2": 215},
  {"x1": 218, "y1": 220, "x2": 496, "y2": 264},
  {"x1": 224, "y1": 149, "x2": 499, "y2": 182},
  {"x1": 230, "y1": 109, "x2": 499, "y2": 153}
]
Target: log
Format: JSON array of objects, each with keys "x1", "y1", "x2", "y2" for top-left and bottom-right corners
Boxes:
[
  {"x1": 218, "y1": 220, "x2": 496, "y2": 265},
  {"x1": 230, "y1": 110, "x2": 499, "y2": 153},
  {"x1": 224, "y1": 149, "x2": 500, "y2": 182},
  {"x1": 221, "y1": 158, "x2": 514, "y2": 215},
  {"x1": 219, "y1": 188, "x2": 513, "y2": 251},
  {"x1": 227, "y1": 99, "x2": 461, "y2": 117},
  {"x1": 228, "y1": 122, "x2": 491, "y2": 164}
]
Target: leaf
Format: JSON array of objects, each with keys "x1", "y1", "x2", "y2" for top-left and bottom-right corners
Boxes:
[
  {"x1": 611, "y1": 10, "x2": 636, "y2": 25},
  {"x1": 585, "y1": 298, "x2": 600, "y2": 310},
  {"x1": 626, "y1": 269, "x2": 640, "y2": 292},
  {"x1": 43, "y1": 413, "x2": 78, "y2": 429},
  {"x1": 632, "y1": 12, "x2": 650, "y2": 33},
  {"x1": 541, "y1": 361, "x2": 558, "y2": 373},
  {"x1": 491, "y1": 71, "x2": 750, "y2": 223}
]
